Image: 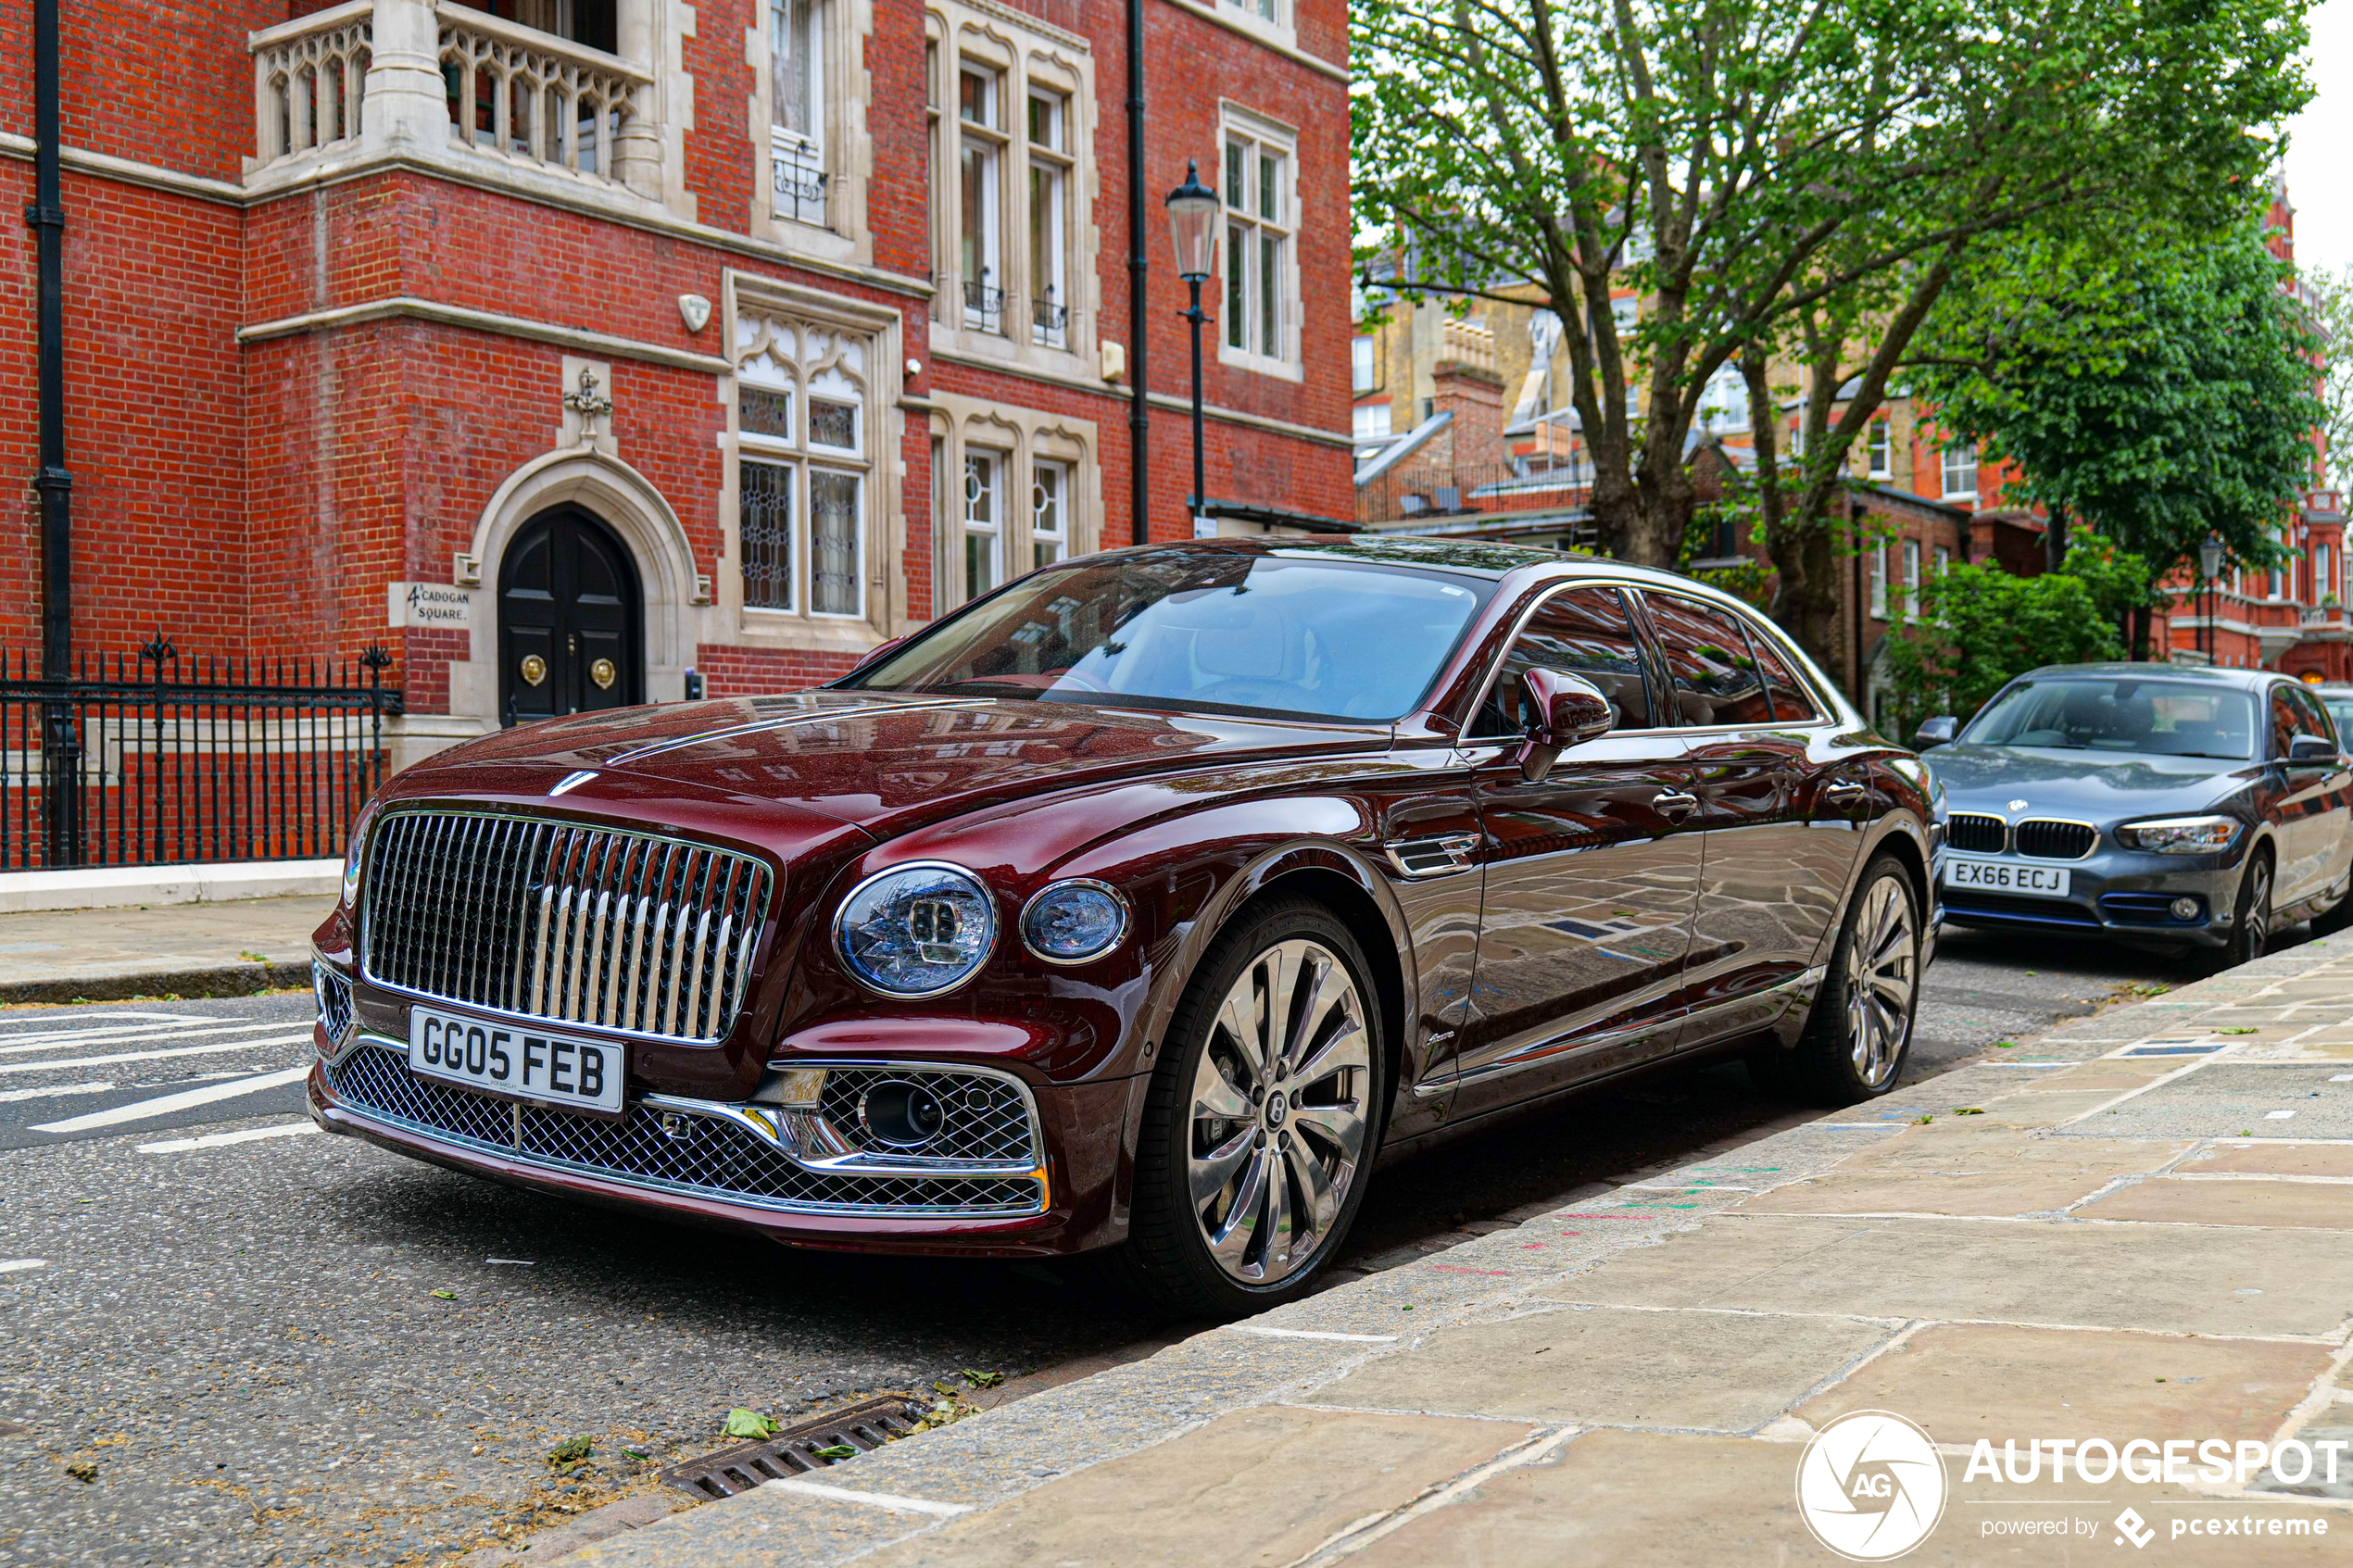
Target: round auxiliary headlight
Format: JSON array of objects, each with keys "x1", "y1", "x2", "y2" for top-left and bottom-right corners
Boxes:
[
  {"x1": 835, "y1": 862, "x2": 998, "y2": 997},
  {"x1": 1020, "y1": 879, "x2": 1131, "y2": 965},
  {"x1": 341, "y1": 834, "x2": 364, "y2": 908}
]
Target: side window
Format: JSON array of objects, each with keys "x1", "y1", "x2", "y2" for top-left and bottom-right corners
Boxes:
[
  {"x1": 2291, "y1": 685, "x2": 2334, "y2": 746},
  {"x1": 1468, "y1": 586, "x2": 1654, "y2": 739},
  {"x1": 1645, "y1": 594, "x2": 1775, "y2": 727},
  {"x1": 2269, "y1": 687, "x2": 2301, "y2": 760},
  {"x1": 1743, "y1": 621, "x2": 1823, "y2": 723}
]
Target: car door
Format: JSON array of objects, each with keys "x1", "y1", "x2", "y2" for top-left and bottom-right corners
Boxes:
[
  {"x1": 2275, "y1": 683, "x2": 2352, "y2": 905},
  {"x1": 2291, "y1": 683, "x2": 2353, "y2": 904},
  {"x1": 1634, "y1": 591, "x2": 1868, "y2": 1041},
  {"x1": 1450, "y1": 584, "x2": 1705, "y2": 1121}
]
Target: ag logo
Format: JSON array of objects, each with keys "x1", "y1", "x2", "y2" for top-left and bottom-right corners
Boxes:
[{"x1": 1795, "y1": 1411, "x2": 1948, "y2": 1561}]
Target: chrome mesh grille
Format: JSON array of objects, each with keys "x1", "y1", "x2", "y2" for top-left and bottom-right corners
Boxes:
[
  {"x1": 313, "y1": 961, "x2": 355, "y2": 1047},
  {"x1": 816, "y1": 1069, "x2": 1036, "y2": 1165},
  {"x1": 327, "y1": 1046, "x2": 1046, "y2": 1216},
  {"x1": 1947, "y1": 813, "x2": 2007, "y2": 854},
  {"x1": 360, "y1": 810, "x2": 771, "y2": 1044},
  {"x1": 2015, "y1": 820, "x2": 2096, "y2": 859}
]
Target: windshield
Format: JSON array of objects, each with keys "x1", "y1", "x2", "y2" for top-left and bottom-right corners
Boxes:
[
  {"x1": 839, "y1": 551, "x2": 1493, "y2": 721},
  {"x1": 1964, "y1": 679, "x2": 2256, "y2": 760}
]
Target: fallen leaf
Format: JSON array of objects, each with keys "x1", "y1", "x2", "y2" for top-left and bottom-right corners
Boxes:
[
  {"x1": 546, "y1": 1436, "x2": 592, "y2": 1466},
  {"x1": 723, "y1": 1409, "x2": 778, "y2": 1439},
  {"x1": 2214, "y1": 1027, "x2": 2259, "y2": 1035},
  {"x1": 812, "y1": 1444, "x2": 856, "y2": 1459},
  {"x1": 1914, "y1": 1114, "x2": 1933, "y2": 1124},
  {"x1": 1954, "y1": 1108, "x2": 1985, "y2": 1116},
  {"x1": 960, "y1": 1369, "x2": 1005, "y2": 1389},
  {"x1": 429, "y1": 1289, "x2": 457, "y2": 1301},
  {"x1": 64, "y1": 1461, "x2": 96, "y2": 1484},
  {"x1": 1991, "y1": 1040, "x2": 2020, "y2": 1049}
]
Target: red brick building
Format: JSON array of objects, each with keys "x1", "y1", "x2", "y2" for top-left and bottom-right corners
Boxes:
[{"x1": 3, "y1": 0, "x2": 1351, "y2": 766}]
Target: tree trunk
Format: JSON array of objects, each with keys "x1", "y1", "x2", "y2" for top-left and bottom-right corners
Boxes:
[
  {"x1": 1766, "y1": 511, "x2": 1843, "y2": 678},
  {"x1": 2130, "y1": 602, "x2": 2152, "y2": 661},
  {"x1": 2045, "y1": 506, "x2": 2070, "y2": 574}
]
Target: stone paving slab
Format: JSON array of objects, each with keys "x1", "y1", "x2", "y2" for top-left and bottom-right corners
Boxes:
[
  {"x1": 1729, "y1": 1168, "x2": 2137, "y2": 1217},
  {"x1": 2059, "y1": 1063, "x2": 2353, "y2": 1140},
  {"x1": 1541, "y1": 1212, "x2": 2353, "y2": 1336},
  {"x1": 2186, "y1": 1143, "x2": 2353, "y2": 1177},
  {"x1": 1792, "y1": 1323, "x2": 2334, "y2": 1443},
  {"x1": 0, "y1": 895, "x2": 326, "y2": 1000},
  {"x1": 1302, "y1": 1303, "x2": 1895, "y2": 1432},
  {"x1": 2080, "y1": 1175, "x2": 2353, "y2": 1230}
]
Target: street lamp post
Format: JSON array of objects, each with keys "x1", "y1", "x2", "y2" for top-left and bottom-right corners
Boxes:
[
  {"x1": 1164, "y1": 161, "x2": 1218, "y2": 539},
  {"x1": 2198, "y1": 533, "x2": 2225, "y2": 664}
]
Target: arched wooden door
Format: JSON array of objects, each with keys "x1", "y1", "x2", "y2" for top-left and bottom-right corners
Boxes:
[{"x1": 497, "y1": 506, "x2": 644, "y2": 725}]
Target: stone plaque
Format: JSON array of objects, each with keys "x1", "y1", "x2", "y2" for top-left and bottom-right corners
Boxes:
[{"x1": 388, "y1": 582, "x2": 479, "y2": 630}]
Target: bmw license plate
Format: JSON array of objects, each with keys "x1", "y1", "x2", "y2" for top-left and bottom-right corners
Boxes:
[
  {"x1": 409, "y1": 1005, "x2": 625, "y2": 1114},
  {"x1": 1944, "y1": 858, "x2": 2070, "y2": 898}
]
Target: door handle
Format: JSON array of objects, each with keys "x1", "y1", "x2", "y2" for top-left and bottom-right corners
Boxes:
[
  {"x1": 1823, "y1": 780, "x2": 1869, "y2": 806},
  {"x1": 1653, "y1": 789, "x2": 1700, "y2": 820}
]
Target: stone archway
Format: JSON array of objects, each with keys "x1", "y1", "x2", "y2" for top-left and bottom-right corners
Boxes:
[{"x1": 447, "y1": 448, "x2": 710, "y2": 730}]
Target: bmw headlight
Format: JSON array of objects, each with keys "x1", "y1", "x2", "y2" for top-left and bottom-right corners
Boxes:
[
  {"x1": 835, "y1": 862, "x2": 998, "y2": 997},
  {"x1": 2116, "y1": 815, "x2": 2241, "y2": 855},
  {"x1": 1020, "y1": 879, "x2": 1131, "y2": 965}
]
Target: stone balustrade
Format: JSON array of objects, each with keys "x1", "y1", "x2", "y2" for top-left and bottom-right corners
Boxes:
[
  {"x1": 436, "y1": 3, "x2": 653, "y2": 188},
  {"x1": 249, "y1": 1, "x2": 374, "y2": 169}
]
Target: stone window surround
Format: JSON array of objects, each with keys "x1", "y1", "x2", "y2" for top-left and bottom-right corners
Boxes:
[
  {"x1": 926, "y1": 392, "x2": 1100, "y2": 617},
  {"x1": 717, "y1": 270, "x2": 908, "y2": 654},
  {"x1": 925, "y1": 0, "x2": 1101, "y2": 387},
  {"x1": 1216, "y1": 100, "x2": 1303, "y2": 384},
  {"x1": 746, "y1": 0, "x2": 876, "y2": 269}
]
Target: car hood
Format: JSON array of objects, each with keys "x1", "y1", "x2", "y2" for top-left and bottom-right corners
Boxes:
[
  {"x1": 408, "y1": 691, "x2": 1394, "y2": 838},
  {"x1": 1925, "y1": 743, "x2": 2257, "y2": 822}
]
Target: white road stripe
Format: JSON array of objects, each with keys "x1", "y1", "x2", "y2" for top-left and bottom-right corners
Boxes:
[
  {"x1": 758, "y1": 1478, "x2": 974, "y2": 1515},
  {"x1": 0, "y1": 1035, "x2": 315, "y2": 1075},
  {"x1": 0, "y1": 1080, "x2": 115, "y2": 1104},
  {"x1": 0, "y1": 1260, "x2": 48, "y2": 1274},
  {"x1": 0, "y1": 1020, "x2": 300, "y2": 1056},
  {"x1": 31, "y1": 1066, "x2": 312, "y2": 1134},
  {"x1": 0, "y1": 1011, "x2": 210, "y2": 1036},
  {"x1": 137, "y1": 1122, "x2": 321, "y2": 1154}
]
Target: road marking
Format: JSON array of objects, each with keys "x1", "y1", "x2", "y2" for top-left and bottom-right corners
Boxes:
[
  {"x1": 137, "y1": 1122, "x2": 321, "y2": 1154},
  {"x1": 31, "y1": 1065, "x2": 311, "y2": 1133},
  {"x1": 1233, "y1": 1326, "x2": 1399, "y2": 1343},
  {"x1": 758, "y1": 1477, "x2": 973, "y2": 1515},
  {"x1": 0, "y1": 1260, "x2": 47, "y2": 1274},
  {"x1": 0, "y1": 1080, "x2": 115, "y2": 1104},
  {"x1": 2266, "y1": 1110, "x2": 2297, "y2": 1121},
  {"x1": 0, "y1": 1020, "x2": 299, "y2": 1056},
  {"x1": 0, "y1": 1035, "x2": 314, "y2": 1075}
]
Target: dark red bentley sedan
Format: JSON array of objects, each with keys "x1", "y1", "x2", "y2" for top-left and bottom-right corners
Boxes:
[{"x1": 308, "y1": 540, "x2": 1936, "y2": 1313}]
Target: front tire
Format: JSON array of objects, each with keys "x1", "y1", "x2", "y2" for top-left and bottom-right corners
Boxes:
[
  {"x1": 1760, "y1": 853, "x2": 1921, "y2": 1105},
  {"x1": 1121, "y1": 899, "x2": 1385, "y2": 1317},
  {"x1": 2216, "y1": 850, "x2": 2274, "y2": 968}
]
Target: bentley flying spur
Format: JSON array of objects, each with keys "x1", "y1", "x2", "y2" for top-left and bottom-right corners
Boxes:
[{"x1": 308, "y1": 539, "x2": 1937, "y2": 1312}]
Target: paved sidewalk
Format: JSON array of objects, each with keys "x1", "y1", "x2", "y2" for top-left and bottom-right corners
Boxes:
[
  {"x1": 0, "y1": 896, "x2": 328, "y2": 1001},
  {"x1": 577, "y1": 942, "x2": 2353, "y2": 1566}
]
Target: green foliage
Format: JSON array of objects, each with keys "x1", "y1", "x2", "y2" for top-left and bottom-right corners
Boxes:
[
  {"x1": 1883, "y1": 564, "x2": 2123, "y2": 736},
  {"x1": 2059, "y1": 535, "x2": 2169, "y2": 629},
  {"x1": 1913, "y1": 219, "x2": 2325, "y2": 579}
]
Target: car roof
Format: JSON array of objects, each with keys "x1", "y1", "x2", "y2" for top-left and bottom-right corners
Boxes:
[
  {"x1": 1086, "y1": 536, "x2": 1732, "y2": 592},
  {"x1": 2017, "y1": 662, "x2": 2288, "y2": 691}
]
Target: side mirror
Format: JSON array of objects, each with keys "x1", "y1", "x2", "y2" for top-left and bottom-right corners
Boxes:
[
  {"x1": 1518, "y1": 668, "x2": 1614, "y2": 783},
  {"x1": 2288, "y1": 734, "x2": 2338, "y2": 765},
  {"x1": 1912, "y1": 715, "x2": 1957, "y2": 750}
]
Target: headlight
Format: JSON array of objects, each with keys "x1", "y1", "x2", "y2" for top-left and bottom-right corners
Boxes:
[
  {"x1": 1020, "y1": 879, "x2": 1131, "y2": 965},
  {"x1": 834, "y1": 862, "x2": 998, "y2": 997},
  {"x1": 2116, "y1": 815, "x2": 2242, "y2": 855},
  {"x1": 341, "y1": 819, "x2": 369, "y2": 907}
]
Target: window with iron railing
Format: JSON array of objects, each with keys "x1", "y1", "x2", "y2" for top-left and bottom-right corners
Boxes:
[{"x1": 769, "y1": 0, "x2": 829, "y2": 226}]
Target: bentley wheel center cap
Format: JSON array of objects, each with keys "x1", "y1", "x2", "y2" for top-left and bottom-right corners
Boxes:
[{"x1": 1265, "y1": 1091, "x2": 1290, "y2": 1128}]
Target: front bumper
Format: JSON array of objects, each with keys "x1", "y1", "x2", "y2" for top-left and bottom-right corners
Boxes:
[
  {"x1": 307, "y1": 1027, "x2": 1134, "y2": 1257},
  {"x1": 1936, "y1": 845, "x2": 2246, "y2": 947}
]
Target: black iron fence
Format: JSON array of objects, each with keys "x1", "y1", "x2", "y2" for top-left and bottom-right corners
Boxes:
[{"x1": 0, "y1": 641, "x2": 403, "y2": 870}]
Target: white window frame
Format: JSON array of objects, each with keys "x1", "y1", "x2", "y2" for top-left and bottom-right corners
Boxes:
[
  {"x1": 1868, "y1": 543, "x2": 1888, "y2": 621},
  {"x1": 1353, "y1": 402, "x2": 1391, "y2": 440},
  {"x1": 1901, "y1": 538, "x2": 1921, "y2": 621},
  {"x1": 1352, "y1": 333, "x2": 1377, "y2": 394},
  {"x1": 1026, "y1": 85, "x2": 1072, "y2": 349},
  {"x1": 1217, "y1": 106, "x2": 1301, "y2": 381},
  {"x1": 929, "y1": 395, "x2": 1099, "y2": 614},
  {"x1": 1933, "y1": 544, "x2": 1952, "y2": 577},
  {"x1": 962, "y1": 446, "x2": 1006, "y2": 601},
  {"x1": 1866, "y1": 420, "x2": 1891, "y2": 479},
  {"x1": 957, "y1": 62, "x2": 1005, "y2": 335},
  {"x1": 1031, "y1": 458, "x2": 1069, "y2": 571},
  {"x1": 767, "y1": 0, "x2": 827, "y2": 227},
  {"x1": 1941, "y1": 441, "x2": 1978, "y2": 501}
]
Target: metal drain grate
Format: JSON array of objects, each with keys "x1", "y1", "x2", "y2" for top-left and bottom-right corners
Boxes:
[{"x1": 659, "y1": 1395, "x2": 930, "y2": 1500}]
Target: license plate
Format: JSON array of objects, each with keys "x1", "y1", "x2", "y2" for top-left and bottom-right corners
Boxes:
[
  {"x1": 409, "y1": 1006, "x2": 624, "y2": 1114},
  {"x1": 1944, "y1": 858, "x2": 2070, "y2": 897}
]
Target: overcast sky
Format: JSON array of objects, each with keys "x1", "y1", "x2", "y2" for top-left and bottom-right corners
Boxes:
[{"x1": 2286, "y1": 0, "x2": 2350, "y2": 279}]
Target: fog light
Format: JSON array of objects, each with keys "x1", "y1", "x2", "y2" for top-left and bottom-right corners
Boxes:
[
  {"x1": 2170, "y1": 897, "x2": 2200, "y2": 922},
  {"x1": 859, "y1": 1080, "x2": 946, "y2": 1148}
]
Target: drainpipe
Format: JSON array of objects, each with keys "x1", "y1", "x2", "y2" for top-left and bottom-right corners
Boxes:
[
  {"x1": 29, "y1": 0, "x2": 70, "y2": 673},
  {"x1": 1126, "y1": 0, "x2": 1149, "y2": 544},
  {"x1": 29, "y1": 0, "x2": 80, "y2": 865}
]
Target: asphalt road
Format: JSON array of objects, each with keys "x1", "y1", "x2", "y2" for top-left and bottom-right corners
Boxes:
[{"x1": 0, "y1": 919, "x2": 2292, "y2": 1566}]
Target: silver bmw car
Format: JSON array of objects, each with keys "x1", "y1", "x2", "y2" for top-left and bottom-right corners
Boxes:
[{"x1": 1913, "y1": 664, "x2": 2353, "y2": 963}]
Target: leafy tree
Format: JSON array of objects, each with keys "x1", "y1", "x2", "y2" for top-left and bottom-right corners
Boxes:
[
  {"x1": 2309, "y1": 264, "x2": 2353, "y2": 498},
  {"x1": 1883, "y1": 562, "x2": 2122, "y2": 736},
  {"x1": 1911, "y1": 218, "x2": 2326, "y2": 654},
  {"x1": 1351, "y1": 0, "x2": 2311, "y2": 675}
]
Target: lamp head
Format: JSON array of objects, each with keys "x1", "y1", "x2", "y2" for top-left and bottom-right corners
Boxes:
[{"x1": 1164, "y1": 159, "x2": 1219, "y2": 282}]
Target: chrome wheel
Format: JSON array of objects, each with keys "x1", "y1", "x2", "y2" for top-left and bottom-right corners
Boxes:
[
  {"x1": 2235, "y1": 857, "x2": 2273, "y2": 965},
  {"x1": 1843, "y1": 873, "x2": 1917, "y2": 1090},
  {"x1": 1186, "y1": 938, "x2": 1372, "y2": 1286}
]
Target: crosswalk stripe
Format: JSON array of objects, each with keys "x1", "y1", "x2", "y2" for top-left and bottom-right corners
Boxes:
[
  {"x1": 0, "y1": 1081, "x2": 115, "y2": 1105},
  {"x1": 29, "y1": 1065, "x2": 312, "y2": 1133},
  {"x1": 0, "y1": 1020, "x2": 301, "y2": 1057},
  {"x1": 137, "y1": 1122, "x2": 321, "y2": 1154},
  {"x1": 0, "y1": 1035, "x2": 315, "y2": 1075}
]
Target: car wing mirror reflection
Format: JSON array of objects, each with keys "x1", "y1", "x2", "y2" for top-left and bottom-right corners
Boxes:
[
  {"x1": 2287, "y1": 734, "x2": 2340, "y2": 765},
  {"x1": 1519, "y1": 668, "x2": 1615, "y2": 784},
  {"x1": 1912, "y1": 715, "x2": 1957, "y2": 750}
]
